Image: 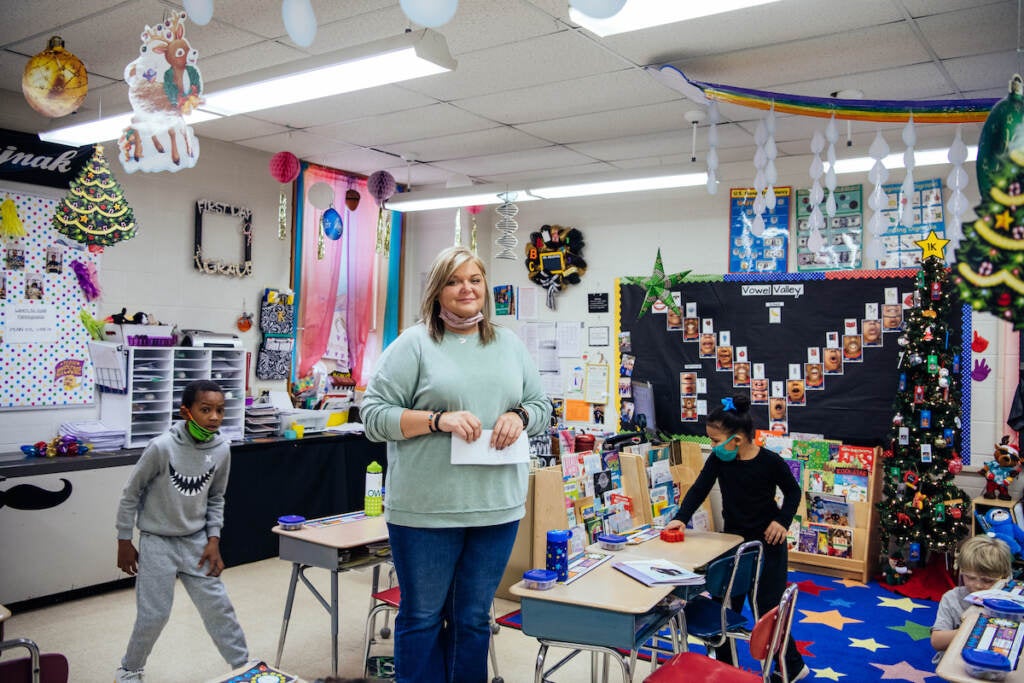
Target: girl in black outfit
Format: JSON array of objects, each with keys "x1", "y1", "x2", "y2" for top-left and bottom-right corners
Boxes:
[{"x1": 665, "y1": 394, "x2": 808, "y2": 681}]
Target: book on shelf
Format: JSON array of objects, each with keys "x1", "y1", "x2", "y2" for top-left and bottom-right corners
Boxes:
[
  {"x1": 805, "y1": 491, "x2": 852, "y2": 526},
  {"x1": 612, "y1": 558, "x2": 705, "y2": 587}
]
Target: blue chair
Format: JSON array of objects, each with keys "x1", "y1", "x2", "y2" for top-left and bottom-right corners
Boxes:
[{"x1": 681, "y1": 539, "x2": 764, "y2": 662}]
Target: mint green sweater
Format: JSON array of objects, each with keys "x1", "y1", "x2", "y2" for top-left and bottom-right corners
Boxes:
[{"x1": 361, "y1": 324, "x2": 550, "y2": 528}]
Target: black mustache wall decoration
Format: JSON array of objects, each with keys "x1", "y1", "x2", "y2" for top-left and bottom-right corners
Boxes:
[{"x1": 0, "y1": 478, "x2": 73, "y2": 510}]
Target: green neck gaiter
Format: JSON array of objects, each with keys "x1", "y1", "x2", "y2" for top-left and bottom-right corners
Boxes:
[{"x1": 187, "y1": 419, "x2": 217, "y2": 442}]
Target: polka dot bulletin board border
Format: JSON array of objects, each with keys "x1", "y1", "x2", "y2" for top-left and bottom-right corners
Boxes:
[{"x1": 1, "y1": 188, "x2": 98, "y2": 408}]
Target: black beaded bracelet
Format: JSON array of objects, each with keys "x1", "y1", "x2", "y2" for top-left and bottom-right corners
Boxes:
[
  {"x1": 512, "y1": 406, "x2": 529, "y2": 428},
  {"x1": 433, "y1": 410, "x2": 445, "y2": 432}
]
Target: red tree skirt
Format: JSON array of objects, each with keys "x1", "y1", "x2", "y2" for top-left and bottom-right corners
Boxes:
[{"x1": 877, "y1": 553, "x2": 955, "y2": 601}]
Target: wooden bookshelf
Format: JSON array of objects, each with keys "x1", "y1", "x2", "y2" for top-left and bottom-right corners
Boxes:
[{"x1": 787, "y1": 449, "x2": 883, "y2": 584}]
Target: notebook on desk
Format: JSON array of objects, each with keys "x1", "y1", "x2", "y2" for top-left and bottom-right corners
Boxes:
[{"x1": 612, "y1": 559, "x2": 705, "y2": 587}]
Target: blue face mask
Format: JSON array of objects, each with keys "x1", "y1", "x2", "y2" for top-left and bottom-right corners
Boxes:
[{"x1": 712, "y1": 434, "x2": 738, "y2": 462}]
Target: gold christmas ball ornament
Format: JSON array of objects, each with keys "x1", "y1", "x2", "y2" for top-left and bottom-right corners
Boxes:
[{"x1": 22, "y1": 36, "x2": 89, "y2": 118}]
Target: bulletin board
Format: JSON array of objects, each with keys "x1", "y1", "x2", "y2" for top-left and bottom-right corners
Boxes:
[
  {"x1": 0, "y1": 187, "x2": 98, "y2": 408},
  {"x1": 616, "y1": 270, "x2": 970, "y2": 450}
]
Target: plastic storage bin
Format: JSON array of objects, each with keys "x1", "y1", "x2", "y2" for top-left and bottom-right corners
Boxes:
[
  {"x1": 522, "y1": 569, "x2": 558, "y2": 590},
  {"x1": 596, "y1": 533, "x2": 627, "y2": 551},
  {"x1": 982, "y1": 597, "x2": 1024, "y2": 622},
  {"x1": 277, "y1": 515, "x2": 305, "y2": 531},
  {"x1": 961, "y1": 648, "x2": 1012, "y2": 681}
]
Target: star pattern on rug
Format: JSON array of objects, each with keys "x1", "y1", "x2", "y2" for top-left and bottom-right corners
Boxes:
[
  {"x1": 621, "y1": 249, "x2": 689, "y2": 317},
  {"x1": 849, "y1": 637, "x2": 889, "y2": 652},
  {"x1": 826, "y1": 597, "x2": 855, "y2": 608},
  {"x1": 877, "y1": 596, "x2": 929, "y2": 613},
  {"x1": 811, "y1": 667, "x2": 847, "y2": 681},
  {"x1": 835, "y1": 578, "x2": 869, "y2": 588},
  {"x1": 886, "y1": 620, "x2": 932, "y2": 641},
  {"x1": 870, "y1": 660, "x2": 935, "y2": 683},
  {"x1": 799, "y1": 609, "x2": 863, "y2": 630},
  {"x1": 796, "y1": 639, "x2": 814, "y2": 657},
  {"x1": 796, "y1": 579, "x2": 832, "y2": 596}
]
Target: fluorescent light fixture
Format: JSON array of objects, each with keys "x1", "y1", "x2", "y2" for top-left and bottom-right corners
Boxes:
[
  {"x1": 388, "y1": 167, "x2": 709, "y2": 212},
  {"x1": 833, "y1": 146, "x2": 978, "y2": 174},
  {"x1": 570, "y1": 0, "x2": 783, "y2": 37},
  {"x1": 38, "y1": 29, "x2": 455, "y2": 146}
]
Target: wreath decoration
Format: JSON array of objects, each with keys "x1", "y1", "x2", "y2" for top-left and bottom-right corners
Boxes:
[{"x1": 524, "y1": 224, "x2": 586, "y2": 310}]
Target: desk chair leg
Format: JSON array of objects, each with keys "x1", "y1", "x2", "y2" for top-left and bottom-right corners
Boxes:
[
  {"x1": 275, "y1": 563, "x2": 301, "y2": 668},
  {"x1": 330, "y1": 568, "x2": 340, "y2": 676}
]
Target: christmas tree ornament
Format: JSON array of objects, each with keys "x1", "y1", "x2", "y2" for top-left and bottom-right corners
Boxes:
[
  {"x1": 368, "y1": 170, "x2": 397, "y2": 254},
  {"x1": 977, "y1": 74, "x2": 1024, "y2": 199},
  {"x1": 53, "y1": 145, "x2": 137, "y2": 247},
  {"x1": 345, "y1": 188, "x2": 361, "y2": 211},
  {"x1": 269, "y1": 151, "x2": 301, "y2": 183},
  {"x1": 622, "y1": 249, "x2": 691, "y2": 318},
  {"x1": 466, "y1": 205, "x2": 482, "y2": 253},
  {"x1": 0, "y1": 196, "x2": 26, "y2": 241},
  {"x1": 118, "y1": 12, "x2": 202, "y2": 173},
  {"x1": 22, "y1": 36, "x2": 89, "y2": 118}
]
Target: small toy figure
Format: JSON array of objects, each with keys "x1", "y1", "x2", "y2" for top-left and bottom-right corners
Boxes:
[
  {"x1": 985, "y1": 507, "x2": 1024, "y2": 559},
  {"x1": 979, "y1": 436, "x2": 1022, "y2": 500},
  {"x1": 884, "y1": 555, "x2": 912, "y2": 585}
]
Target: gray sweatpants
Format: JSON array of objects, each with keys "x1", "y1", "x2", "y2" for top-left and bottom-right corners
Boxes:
[{"x1": 121, "y1": 530, "x2": 249, "y2": 671}]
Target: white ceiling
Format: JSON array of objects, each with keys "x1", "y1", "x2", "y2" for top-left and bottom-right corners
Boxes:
[{"x1": 0, "y1": 0, "x2": 1018, "y2": 189}]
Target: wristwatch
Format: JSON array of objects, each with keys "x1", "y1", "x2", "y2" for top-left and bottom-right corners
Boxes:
[{"x1": 511, "y1": 406, "x2": 529, "y2": 428}]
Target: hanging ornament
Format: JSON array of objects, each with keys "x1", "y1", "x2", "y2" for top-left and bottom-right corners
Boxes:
[
  {"x1": 53, "y1": 145, "x2": 137, "y2": 247},
  {"x1": 282, "y1": 0, "x2": 317, "y2": 47},
  {"x1": 977, "y1": 74, "x2": 1024, "y2": 199},
  {"x1": 278, "y1": 192, "x2": 288, "y2": 240},
  {"x1": 466, "y1": 205, "x2": 482, "y2": 253},
  {"x1": 183, "y1": 0, "x2": 214, "y2": 25},
  {"x1": 824, "y1": 114, "x2": 839, "y2": 218},
  {"x1": 864, "y1": 130, "x2": 890, "y2": 265},
  {"x1": 345, "y1": 188, "x2": 361, "y2": 211},
  {"x1": 269, "y1": 151, "x2": 301, "y2": 183},
  {"x1": 569, "y1": 0, "x2": 627, "y2": 19},
  {"x1": 621, "y1": 249, "x2": 690, "y2": 318},
  {"x1": 764, "y1": 105, "x2": 778, "y2": 212},
  {"x1": 368, "y1": 170, "x2": 397, "y2": 254},
  {"x1": 236, "y1": 305, "x2": 253, "y2": 332},
  {"x1": 807, "y1": 128, "x2": 827, "y2": 257},
  {"x1": 899, "y1": 114, "x2": 917, "y2": 228},
  {"x1": 321, "y1": 206, "x2": 343, "y2": 240},
  {"x1": 400, "y1": 0, "x2": 459, "y2": 28},
  {"x1": 454, "y1": 207, "x2": 462, "y2": 246},
  {"x1": 317, "y1": 211, "x2": 325, "y2": 259},
  {"x1": 0, "y1": 196, "x2": 26, "y2": 241},
  {"x1": 945, "y1": 125, "x2": 970, "y2": 251},
  {"x1": 750, "y1": 117, "x2": 769, "y2": 237},
  {"x1": 22, "y1": 36, "x2": 89, "y2": 118},
  {"x1": 706, "y1": 101, "x2": 720, "y2": 195},
  {"x1": 494, "y1": 192, "x2": 520, "y2": 259}
]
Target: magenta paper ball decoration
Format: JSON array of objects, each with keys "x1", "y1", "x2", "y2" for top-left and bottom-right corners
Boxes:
[
  {"x1": 269, "y1": 151, "x2": 301, "y2": 183},
  {"x1": 368, "y1": 170, "x2": 397, "y2": 204}
]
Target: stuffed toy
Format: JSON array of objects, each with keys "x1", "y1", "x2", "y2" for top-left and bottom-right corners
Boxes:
[
  {"x1": 985, "y1": 507, "x2": 1024, "y2": 559},
  {"x1": 883, "y1": 555, "x2": 912, "y2": 585},
  {"x1": 979, "y1": 436, "x2": 1022, "y2": 500}
]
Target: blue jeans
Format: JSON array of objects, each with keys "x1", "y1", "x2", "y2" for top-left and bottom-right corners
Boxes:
[{"x1": 386, "y1": 520, "x2": 519, "y2": 683}]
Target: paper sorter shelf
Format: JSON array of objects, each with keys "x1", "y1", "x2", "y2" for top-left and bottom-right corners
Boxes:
[{"x1": 88, "y1": 341, "x2": 127, "y2": 393}]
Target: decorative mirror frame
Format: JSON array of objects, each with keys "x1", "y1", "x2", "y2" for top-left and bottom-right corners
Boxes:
[{"x1": 194, "y1": 199, "x2": 253, "y2": 277}]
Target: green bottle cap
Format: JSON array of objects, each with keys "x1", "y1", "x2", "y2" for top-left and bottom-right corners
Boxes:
[{"x1": 367, "y1": 460, "x2": 382, "y2": 473}]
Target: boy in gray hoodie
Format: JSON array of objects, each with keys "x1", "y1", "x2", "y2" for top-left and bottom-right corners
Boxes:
[{"x1": 114, "y1": 379, "x2": 249, "y2": 682}]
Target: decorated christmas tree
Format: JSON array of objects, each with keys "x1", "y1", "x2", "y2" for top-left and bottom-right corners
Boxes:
[
  {"x1": 954, "y1": 74, "x2": 1024, "y2": 326},
  {"x1": 877, "y1": 238, "x2": 971, "y2": 584},
  {"x1": 52, "y1": 144, "x2": 136, "y2": 248}
]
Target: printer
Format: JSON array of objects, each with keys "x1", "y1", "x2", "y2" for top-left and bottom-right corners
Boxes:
[{"x1": 179, "y1": 329, "x2": 243, "y2": 348}]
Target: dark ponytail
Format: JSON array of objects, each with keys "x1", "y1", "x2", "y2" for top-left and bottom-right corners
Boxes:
[{"x1": 707, "y1": 393, "x2": 755, "y2": 440}]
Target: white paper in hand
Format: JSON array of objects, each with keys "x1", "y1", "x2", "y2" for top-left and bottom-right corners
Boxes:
[{"x1": 450, "y1": 430, "x2": 530, "y2": 466}]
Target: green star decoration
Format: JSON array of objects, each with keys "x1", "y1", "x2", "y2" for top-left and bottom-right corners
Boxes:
[
  {"x1": 886, "y1": 619, "x2": 932, "y2": 641},
  {"x1": 622, "y1": 249, "x2": 690, "y2": 318}
]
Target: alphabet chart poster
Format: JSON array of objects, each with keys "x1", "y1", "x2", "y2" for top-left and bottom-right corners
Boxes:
[
  {"x1": 0, "y1": 187, "x2": 98, "y2": 408},
  {"x1": 728, "y1": 187, "x2": 792, "y2": 274}
]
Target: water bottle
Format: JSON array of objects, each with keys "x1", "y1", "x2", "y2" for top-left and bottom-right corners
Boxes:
[
  {"x1": 365, "y1": 460, "x2": 383, "y2": 516},
  {"x1": 546, "y1": 529, "x2": 571, "y2": 582}
]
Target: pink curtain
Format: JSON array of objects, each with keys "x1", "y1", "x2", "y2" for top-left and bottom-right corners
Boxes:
[{"x1": 296, "y1": 166, "x2": 385, "y2": 385}]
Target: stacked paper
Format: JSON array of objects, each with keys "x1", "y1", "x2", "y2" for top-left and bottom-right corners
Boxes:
[{"x1": 59, "y1": 420, "x2": 126, "y2": 451}]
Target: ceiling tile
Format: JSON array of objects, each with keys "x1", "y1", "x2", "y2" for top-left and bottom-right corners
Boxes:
[
  {"x1": 310, "y1": 103, "x2": 495, "y2": 147},
  {"x1": 567, "y1": 131, "x2": 689, "y2": 163},
  {"x1": 377, "y1": 126, "x2": 551, "y2": 162},
  {"x1": 242, "y1": 86, "x2": 438, "y2": 130},
  {"x1": 317, "y1": 146, "x2": 406, "y2": 176},
  {"x1": 516, "y1": 100, "x2": 697, "y2": 144},
  {"x1": 455, "y1": 68, "x2": 676, "y2": 125},
  {"x1": 435, "y1": 145, "x2": 597, "y2": 177},
  {"x1": 199, "y1": 40, "x2": 307, "y2": 84},
  {"x1": 942, "y1": 52, "x2": 1022, "y2": 98},
  {"x1": 382, "y1": 162, "x2": 454, "y2": 188},
  {"x1": 426, "y1": 0, "x2": 561, "y2": 55},
  {"x1": 402, "y1": 29, "x2": 628, "y2": 102},
  {"x1": 234, "y1": 129, "x2": 356, "y2": 157},
  {"x1": 192, "y1": 115, "x2": 289, "y2": 143},
  {"x1": 915, "y1": 1, "x2": 1016, "y2": 60},
  {"x1": 477, "y1": 161, "x2": 617, "y2": 186},
  {"x1": 0, "y1": 0, "x2": 130, "y2": 47},
  {"x1": 212, "y1": 0, "x2": 399, "y2": 43},
  {"x1": 901, "y1": 0, "x2": 1009, "y2": 16}
]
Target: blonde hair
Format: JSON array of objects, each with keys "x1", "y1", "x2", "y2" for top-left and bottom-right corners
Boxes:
[
  {"x1": 958, "y1": 535, "x2": 1013, "y2": 578},
  {"x1": 419, "y1": 246, "x2": 495, "y2": 344}
]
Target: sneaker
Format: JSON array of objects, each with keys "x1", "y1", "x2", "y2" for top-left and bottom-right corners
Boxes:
[{"x1": 114, "y1": 667, "x2": 144, "y2": 682}]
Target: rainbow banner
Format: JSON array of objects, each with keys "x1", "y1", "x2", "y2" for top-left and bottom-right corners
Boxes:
[{"x1": 647, "y1": 65, "x2": 997, "y2": 123}]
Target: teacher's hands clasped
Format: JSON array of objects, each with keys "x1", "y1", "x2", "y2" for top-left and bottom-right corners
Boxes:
[{"x1": 436, "y1": 410, "x2": 523, "y2": 450}]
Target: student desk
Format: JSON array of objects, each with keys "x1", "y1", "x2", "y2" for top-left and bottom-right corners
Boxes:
[
  {"x1": 936, "y1": 606, "x2": 1024, "y2": 683},
  {"x1": 510, "y1": 531, "x2": 743, "y2": 683},
  {"x1": 272, "y1": 513, "x2": 389, "y2": 676}
]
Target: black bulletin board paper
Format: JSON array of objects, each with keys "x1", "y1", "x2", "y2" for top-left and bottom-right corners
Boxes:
[{"x1": 618, "y1": 272, "x2": 934, "y2": 446}]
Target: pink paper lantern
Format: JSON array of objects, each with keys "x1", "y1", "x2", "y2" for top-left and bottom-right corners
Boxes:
[
  {"x1": 466, "y1": 205, "x2": 483, "y2": 215},
  {"x1": 269, "y1": 151, "x2": 300, "y2": 183},
  {"x1": 368, "y1": 170, "x2": 397, "y2": 204}
]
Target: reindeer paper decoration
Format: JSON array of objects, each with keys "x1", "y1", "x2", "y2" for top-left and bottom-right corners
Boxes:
[{"x1": 118, "y1": 11, "x2": 203, "y2": 173}]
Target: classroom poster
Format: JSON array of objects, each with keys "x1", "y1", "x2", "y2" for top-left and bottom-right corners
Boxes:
[
  {"x1": 795, "y1": 184, "x2": 863, "y2": 271},
  {"x1": 873, "y1": 177, "x2": 945, "y2": 269},
  {"x1": 728, "y1": 187, "x2": 791, "y2": 274}
]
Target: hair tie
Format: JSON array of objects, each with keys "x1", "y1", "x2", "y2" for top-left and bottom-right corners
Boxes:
[{"x1": 721, "y1": 397, "x2": 736, "y2": 412}]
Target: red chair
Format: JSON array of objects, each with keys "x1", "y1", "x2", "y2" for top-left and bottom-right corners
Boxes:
[
  {"x1": 0, "y1": 638, "x2": 70, "y2": 683},
  {"x1": 644, "y1": 583, "x2": 800, "y2": 683}
]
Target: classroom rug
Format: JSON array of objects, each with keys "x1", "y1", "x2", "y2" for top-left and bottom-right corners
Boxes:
[{"x1": 499, "y1": 569, "x2": 944, "y2": 682}]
